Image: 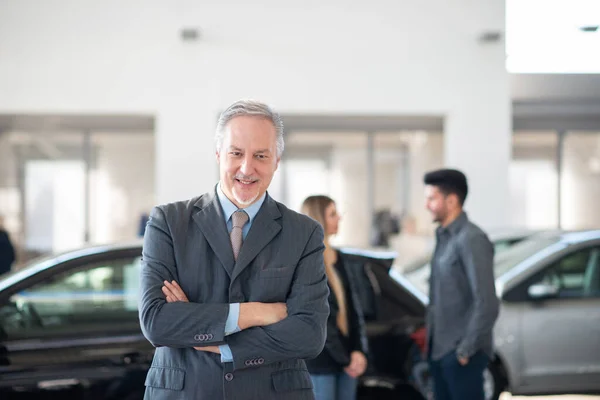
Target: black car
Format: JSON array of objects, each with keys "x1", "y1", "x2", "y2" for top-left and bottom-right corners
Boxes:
[{"x1": 0, "y1": 242, "x2": 427, "y2": 399}]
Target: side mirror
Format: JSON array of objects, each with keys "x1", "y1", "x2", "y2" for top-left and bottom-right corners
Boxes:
[{"x1": 528, "y1": 283, "x2": 559, "y2": 300}]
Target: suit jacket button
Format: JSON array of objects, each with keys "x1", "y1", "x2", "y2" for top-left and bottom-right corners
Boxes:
[
  {"x1": 225, "y1": 373, "x2": 234, "y2": 381},
  {"x1": 245, "y1": 360, "x2": 252, "y2": 366},
  {"x1": 258, "y1": 358, "x2": 264, "y2": 364},
  {"x1": 208, "y1": 334, "x2": 214, "y2": 340},
  {"x1": 194, "y1": 334, "x2": 202, "y2": 341}
]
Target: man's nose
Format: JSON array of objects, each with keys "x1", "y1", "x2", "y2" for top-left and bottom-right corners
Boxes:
[{"x1": 240, "y1": 155, "x2": 254, "y2": 174}]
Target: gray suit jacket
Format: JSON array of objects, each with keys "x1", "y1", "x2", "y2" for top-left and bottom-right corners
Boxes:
[{"x1": 139, "y1": 190, "x2": 329, "y2": 399}]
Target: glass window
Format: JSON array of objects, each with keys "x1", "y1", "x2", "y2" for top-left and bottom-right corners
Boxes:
[
  {"x1": 0, "y1": 126, "x2": 155, "y2": 265},
  {"x1": 283, "y1": 132, "x2": 369, "y2": 248},
  {"x1": 561, "y1": 131, "x2": 600, "y2": 230},
  {"x1": 374, "y1": 131, "x2": 443, "y2": 265},
  {"x1": 534, "y1": 247, "x2": 600, "y2": 298},
  {"x1": 0, "y1": 256, "x2": 141, "y2": 340},
  {"x1": 510, "y1": 132, "x2": 559, "y2": 229}
]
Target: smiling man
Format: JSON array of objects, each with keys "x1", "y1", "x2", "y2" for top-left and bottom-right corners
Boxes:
[{"x1": 139, "y1": 100, "x2": 330, "y2": 400}]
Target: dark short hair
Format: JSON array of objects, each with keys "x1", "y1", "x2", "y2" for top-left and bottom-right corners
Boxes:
[{"x1": 423, "y1": 168, "x2": 468, "y2": 205}]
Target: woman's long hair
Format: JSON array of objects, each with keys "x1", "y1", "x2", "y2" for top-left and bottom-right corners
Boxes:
[
  {"x1": 300, "y1": 195, "x2": 335, "y2": 236},
  {"x1": 300, "y1": 195, "x2": 348, "y2": 336}
]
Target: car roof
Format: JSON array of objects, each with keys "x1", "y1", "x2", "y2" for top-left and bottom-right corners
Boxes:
[
  {"x1": 0, "y1": 240, "x2": 143, "y2": 292},
  {"x1": 398, "y1": 229, "x2": 600, "y2": 272}
]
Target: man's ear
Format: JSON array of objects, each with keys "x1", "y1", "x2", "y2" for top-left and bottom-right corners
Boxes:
[{"x1": 447, "y1": 193, "x2": 460, "y2": 209}]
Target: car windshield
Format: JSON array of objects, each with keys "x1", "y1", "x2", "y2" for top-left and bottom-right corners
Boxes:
[
  {"x1": 493, "y1": 234, "x2": 561, "y2": 276},
  {"x1": 401, "y1": 233, "x2": 562, "y2": 296}
]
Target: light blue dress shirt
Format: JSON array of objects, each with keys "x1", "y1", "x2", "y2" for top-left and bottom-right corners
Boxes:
[{"x1": 217, "y1": 183, "x2": 266, "y2": 362}]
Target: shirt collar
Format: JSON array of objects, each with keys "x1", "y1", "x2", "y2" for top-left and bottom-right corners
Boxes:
[
  {"x1": 437, "y1": 211, "x2": 468, "y2": 237},
  {"x1": 216, "y1": 182, "x2": 266, "y2": 224}
]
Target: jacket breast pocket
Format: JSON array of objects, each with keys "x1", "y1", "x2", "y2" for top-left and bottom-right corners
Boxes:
[
  {"x1": 260, "y1": 265, "x2": 295, "y2": 279},
  {"x1": 271, "y1": 368, "x2": 313, "y2": 392},
  {"x1": 145, "y1": 366, "x2": 185, "y2": 391}
]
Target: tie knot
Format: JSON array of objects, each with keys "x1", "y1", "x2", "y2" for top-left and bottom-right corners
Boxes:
[{"x1": 232, "y1": 210, "x2": 249, "y2": 229}]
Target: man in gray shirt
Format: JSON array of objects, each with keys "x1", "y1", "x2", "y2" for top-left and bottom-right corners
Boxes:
[{"x1": 424, "y1": 169, "x2": 499, "y2": 400}]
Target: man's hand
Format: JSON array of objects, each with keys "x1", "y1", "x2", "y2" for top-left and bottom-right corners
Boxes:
[
  {"x1": 238, "y1": 302, "x2": 288, "y2": 330},
  {"x1": 193, "y1": 345, "x2": 221, "y2": 353},
  {"x1": 458, "y1": 355, "x2": 469, "y2": 366},
  {"x1": 344, "y1": 351, "x2": 367, "y2": 378},
  {"x1": 162, "y1": 280, "x2": 189, "y2": 302}
]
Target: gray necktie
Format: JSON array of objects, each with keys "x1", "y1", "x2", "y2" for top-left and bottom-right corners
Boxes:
[{"x1": 230, "y1": 210, "x2": 249, "y2": 261}]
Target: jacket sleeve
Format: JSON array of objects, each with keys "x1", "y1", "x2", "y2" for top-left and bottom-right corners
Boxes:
[
  {"x1": 322, "y1": 292, "x2": 352, "y2": 367},
  {"x1": 224, "y1": 224, "x2": 330, "y2": 371},
  {"x1": 456, "y1": 231, "x2": 500, "y2": 358},
  {"x1": 347, "y1": 263, "x2": 369, "y2": 355},
  {"x1": 138, "y1": 206, "x2": 230, "y2": 348}
]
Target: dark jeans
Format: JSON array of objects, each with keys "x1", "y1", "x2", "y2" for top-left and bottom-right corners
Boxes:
[
  {"x1": 429, "y1": 350, "x2": 489, "y2": 400},
  {"x1": 310, "y1": 372, "x2": 357, "y2": 400}
]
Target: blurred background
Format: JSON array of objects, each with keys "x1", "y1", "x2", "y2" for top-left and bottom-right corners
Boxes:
[
  {"x1": 0, "y1": 1, "x2": 599, "y2": 399},
  {"x1": 1, "y1": 0, "x2": 599, "y2": 266}
]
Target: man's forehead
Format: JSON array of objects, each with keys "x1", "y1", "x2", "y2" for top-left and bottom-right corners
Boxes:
[
  {"x1": 425, "y1": 185, "x2": 442, "y2": 195},
  {"x1": 224, "y1": 128, "x2": 277, "y2": 147}
]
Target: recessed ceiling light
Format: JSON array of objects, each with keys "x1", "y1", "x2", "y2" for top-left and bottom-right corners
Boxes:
[{"x1": 580, "y1": 26, "x2": 599, "y2": 32}]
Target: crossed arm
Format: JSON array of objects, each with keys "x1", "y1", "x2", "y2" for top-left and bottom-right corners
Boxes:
[
  {"x1": 138, "y1": 206, "x2": 329, "y2": 370},
  {"x1": 161, "y1": 280, "x2": 287, "y2": 354},
  {"x1": 138, "y1": 207, "x2": 286, "y2": 349}
]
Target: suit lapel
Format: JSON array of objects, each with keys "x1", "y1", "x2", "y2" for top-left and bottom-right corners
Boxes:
[
  {"x1": 231, "y1": 195, "x2": 282, "y2": 282},
  {"x1": 192, "y1": 191, "x2": 235, "y2": 277}
]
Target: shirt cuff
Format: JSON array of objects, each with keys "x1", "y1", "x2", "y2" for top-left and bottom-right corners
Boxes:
[
  {"x1": 225, "y1": 303, "x2": 241, "y2": 335},
  {"x1": 219, "y1": 344, "x2": 234, "y2": 363}
]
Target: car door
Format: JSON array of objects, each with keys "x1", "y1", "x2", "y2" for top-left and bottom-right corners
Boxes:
[
  {"x1": 515, "y1": 243, "x2": 600, "y2": 394},
  {"x1": 0, "y1": 248, "x2": 153, "y2": 400}
]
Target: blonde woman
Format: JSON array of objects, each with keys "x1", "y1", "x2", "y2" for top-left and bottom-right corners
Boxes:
[{"x1": 301, "y1": 195, "x2": 368, "y2": 400}]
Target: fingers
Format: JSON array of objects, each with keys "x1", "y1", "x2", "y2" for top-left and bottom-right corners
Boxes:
[
  {"x1": 344, "y1": 366, "x2": 360, "y2": 378},
  {"x1": 162, "y1": 285, "x2": 176, "y2": 302},
  {"x1": 193, "y1": 346, "x2": 221, "y2": 354},
  {"x1": 163, "y1": 280, "x2": 189, "y2": 302}
]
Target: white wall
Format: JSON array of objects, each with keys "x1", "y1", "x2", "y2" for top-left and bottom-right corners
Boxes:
[{"x1": 0, "y1": 0, "x2": 510, "y2": 230}]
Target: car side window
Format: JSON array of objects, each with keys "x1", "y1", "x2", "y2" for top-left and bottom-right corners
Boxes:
[
  {"x1": 0, "y1": 256, "x2": 141, "y2": 340},
  {"x1": 535, "y1": 247, "x2": 600, "y2": 298}
]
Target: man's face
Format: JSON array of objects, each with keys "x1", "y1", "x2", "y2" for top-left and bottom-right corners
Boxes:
[
  {"x1": 217, "y1": 115, "x2": 280, "y2": 208},
  {"x1": 424, "y1": 185, "x2": 449, "y2": 224}
]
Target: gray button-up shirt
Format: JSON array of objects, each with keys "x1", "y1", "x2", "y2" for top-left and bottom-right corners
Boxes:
[{"x1": 427, "y1": 212, "x2": 499, "y2": 361}]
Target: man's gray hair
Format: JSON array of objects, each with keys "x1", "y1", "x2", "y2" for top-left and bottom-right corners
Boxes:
[{"x1": 215, "y1": 99, "x2": 285, "y2": 158}]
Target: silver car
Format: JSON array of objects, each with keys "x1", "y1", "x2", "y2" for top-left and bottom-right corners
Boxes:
[{"x1": 401, "y1": 229, "x2": 600, "y2": 399}]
